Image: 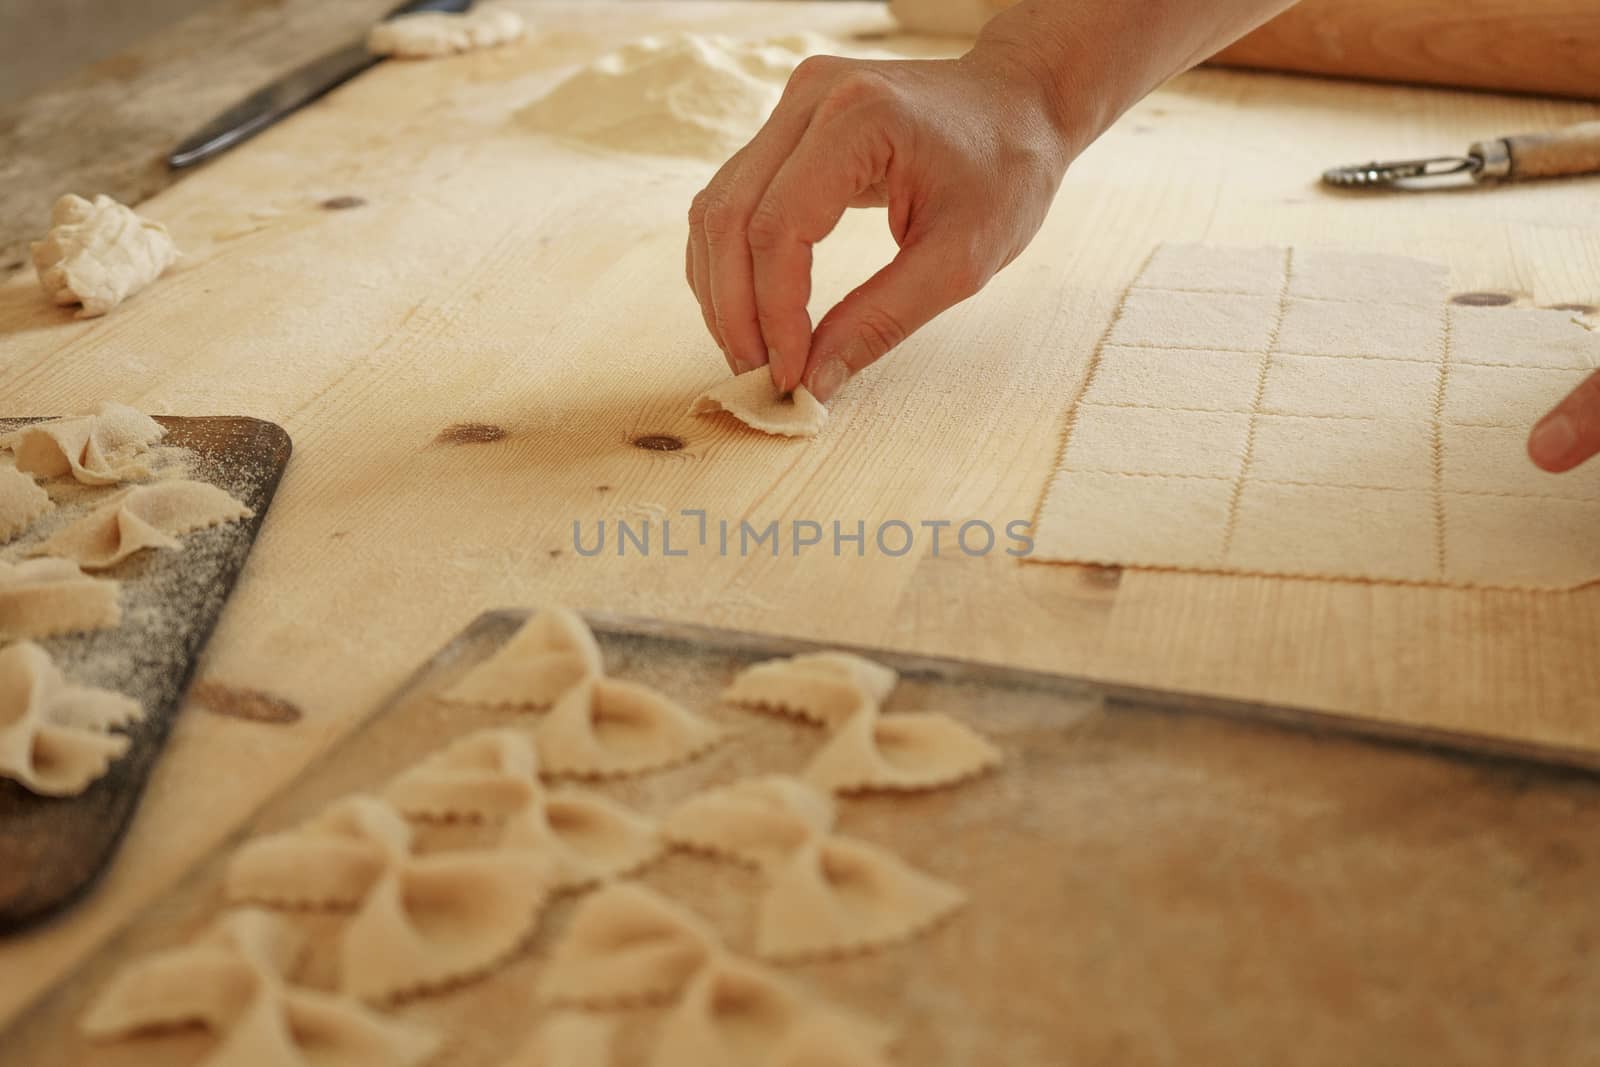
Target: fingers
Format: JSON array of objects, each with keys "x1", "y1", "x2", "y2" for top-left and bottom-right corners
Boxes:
[
  {"x1": 1528, "y1": 368, "x2": 1600, "y2": 472},
  {"x1": 684, "y1": 216, "x2": 728, "y2": 371}
]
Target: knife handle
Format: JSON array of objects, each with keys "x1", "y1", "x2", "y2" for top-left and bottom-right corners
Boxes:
[
  {"x1": 386, "y1": 0, "x2": 472, "y2": 17},
  {"x1": 1472, "y1": 121, "x2": 1600, "y2": 181}
]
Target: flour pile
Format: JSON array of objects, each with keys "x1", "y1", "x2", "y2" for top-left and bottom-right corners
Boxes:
[{"x1": 518, "y1": 33, "x2": 833, "y2": 158}]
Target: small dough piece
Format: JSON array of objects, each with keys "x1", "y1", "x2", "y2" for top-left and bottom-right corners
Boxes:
[
  {"x1": 384, "y1": 728, "x2": 541, "y2": 821},
  {"x1": 0, "y1": 467, "x2": 52, "y2": 543},
  {"x1": 690, "y1": 370, "x2": 828, "y2": 438},
  {"x1": 0, "y1": 557, "x2": 120, "y2": 641},
  {"x1": 368, "y1": 7, "x2": 524, "y2": 58},
  {"x1": 31, "y1": 194, "x2": 179, "y2": 318},
  {"x1": 769, "y1": 1019, "x2": 896, "y2": 1067},
  {"x1": 537, "y1": 677, "x2": 723, "y2": 779},
  {"x1": 4, "y1": 401, "x2": 166, "y2": 485},
  {"x1": 501, "y1": 1014, "x2": 618, "y2": 1067},
  {"x1": 662, "y1": 775, "x2": 835, "y2": 871},
  {"x1": 755, "y1": 834, "x2": 965, "y2": 961},
  {"x1": 31, "y1": 479, "x2": 251, "y2": 570},
  {"x1": 0, "y1": 641, "x2": 143, "y2": 796},
  {"x1": 652, "y1": 955, "x2": 890, "y2": 1067},
  {"x1": 540, "y1": 883, "x2": 718, "y2": 1007},
  {"x1": 226, "y1": 794, "x2": 412, "y2": 909},
  {"x1": 722, "y1": 653, "x2": 897, "y2": 728},
  {"x1": 444, "y1": 606, "x2": 603, "y2": 709},
  {"x1": 804, "y1": 708, "x2": 1002, "y2": 793},
  {"x1": 500, "y1": 786, "x2": 662, "y2": 890}
]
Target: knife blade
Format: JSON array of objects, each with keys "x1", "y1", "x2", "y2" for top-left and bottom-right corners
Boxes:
[{"x1": 168, "y1": 0, "x2": 473, "y2": 169}]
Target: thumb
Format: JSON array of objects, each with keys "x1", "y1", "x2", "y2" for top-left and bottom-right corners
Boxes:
[
  {"x1": 802, "y1": 232, "x2": 986, "y2": 402},
  {"x1": 1528, "y1": 369, "x2": 1600, "y2": 472}
]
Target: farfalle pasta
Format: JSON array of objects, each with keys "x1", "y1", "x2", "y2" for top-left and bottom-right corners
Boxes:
[
  {"x1": 500, "y1": 786, "x2": 662, "y2": 890},
  {"x1": 662, "y1": 775, "x2": 835, "y2": 871},
  {"x1": 0, "y1": 557, "x2": 120, "y2": 641},
  {"x1": 722, "y1": 652, "x2": 898, "y2": 728},
  {"x1": 32, "y1": 479, "x2": 251, "y2": 570},
  {"x1": 500, "y1": 1013, "x2": 618, "y2": 1067},
  {"x1": 4, "y1": 401, "x2": 166, "y2": 485},
  {"x1": 444, "y1": 606, "x2": 603, "y2": 709},
  {"x1": 804, "y1": 706, "x2": 1001, "y2": 793},
  {"x1": 383, "y1": 728, "x2": 542, "y2": 821},
  {"x1": 0, "y1": 641, "x2": 142, "y2": 796},
  {"x1": 0, "y1": 466, "x2": 51, "y2": 543},
  {"x1": 537, "y1": 676, "x2": 723, "y2": 779},
  {"x1": 540, "y1": 883, "x2": 719, "y2": 1007}
]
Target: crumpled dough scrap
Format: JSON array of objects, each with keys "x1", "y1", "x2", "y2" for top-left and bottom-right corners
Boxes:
[
  {"x1": 81, "y1": 909, "x2": 439, "y2": 1067},
  {"x1": 537, "y1": 676, "x2": 724, "y2": 779},
  {"x1": 539, "y1": 882, "x2": 718, "y2": 1007},
  {"x1": 0, "y1": 641, "x2": 143, "y2": 796},
  {"x1": 805, "y1": 707, "x2": 1002, "y2": 793},
  {"x1": 32, "y1": 193, "x2": 180, "y2": 318},
  {"x1": 31, "y1": 479, "x2": 251, "y2": 570},
  {"x1": 0, "y1": 557, "x2": 120, "y2": 641},
  {"x1": 662, "y1": 775, "x2": 835, "y2": 871},
  {"x1": 368, "y1": 7, "x2": 524, "y2": 57},
  {"x1": 226, "y1": 794, "x2": 411, "y2": 909},
  {"x1": 722, "y1": 652, "x2": 897, "y2": 728},
  {"x1": 0, "y1": 467, "x2": 52, "y2": 543},
  {"x1": 383, "y1": 728, "x2": 541, "y2": 821},
  {"x1": 500, "y1": 786, "x2": 662, "y2": 891},
  {"x1": 691, "y1": 369, "x2": 827, "y2": 438},
  {"x1": 4, "y1": 401, "x2": 166, "y2": 485},
  {"x1": 444, "y1": 606, "x2": 603, "y2": 709},
  {"x1": 756, "y1": 834, "x2": 965, "y2": 961}
]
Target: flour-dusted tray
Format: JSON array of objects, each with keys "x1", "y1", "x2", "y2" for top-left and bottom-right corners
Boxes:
[
  {"x1": 6, "y1": 610, "x2": 1600, "y2": 1064},
  {"x1": 0, "y1": 416, "x2": 291, "y2": 932}
]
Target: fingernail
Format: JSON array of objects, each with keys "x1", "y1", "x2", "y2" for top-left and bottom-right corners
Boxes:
[
  {"x1": 1529, "y1": 413, "x2": 1578, "y2": 467},
  {"x1": 806, "y1": 359, "x2": 848, "y2": 402}
]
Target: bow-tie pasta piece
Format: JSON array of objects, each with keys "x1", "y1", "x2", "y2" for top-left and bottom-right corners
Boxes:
[
  {"x1": 769, "y1": 1019, "x2": 897, "y2": 1067},
  {"x1": 652, "y1": 955, "x2": 890, "y2": 1067},
  {"x1": 689, "y1": 369, "x2": 828, "y2": 438},
  {"x1": 662, "y1": 775, "x2": 835, "y2": 871},
  {"x1": 805, "y1": 708, "x2": 1001, "y2": 794},
  {"x1": 217, "y1": 987, "x2": 440, "y2": 1067},
  {"x1": 500, "y1": 1013, "x2": 618, "y2": 1067},
  {"x1": 756, "y1": 834, "x2": 965, "y2": 961},
  {"x1": 226, "y1": 795, "x2": 412, "y2": 908},
  {"x1": 445, "y1": 607, "x2": 604, "y2": 709},
  {"x1": 0, "y1": 558, "x2": 120, "y2": 641},
  {"x1": 32, "y1": 479, "x2": 251, "y2": 570},
  {"x1": 384, "y1": 728, "x2": 541, "y2": 821},
  {"x1": 0, "y1": 641, "x2": 143, "y2": 796},
  {"x1": 339, "y1": 846, "x2": 556, "y2": 1003},
  {"x1": 537, "y1": 677, "x2": 724, "y2": 779},
  {"x1": 540, "y1": 883, "x2": 718, "y2": 1008},
  {"x1": 0, "y1": 467, "x2": 52, "y2": 543},
  {"x1": 4, "y1": 402, "x2": 167, "y2": 485},
  {"x1": 32, "y1": 194, "x2": 180, "y2": 318},
  {"x1": 501, "y1": 787, "x2": 662, "y2": 891},
  {"x1": 368, "y1": 6, "x2": 525, "y2": 57},
  {"x1": 722, "y1": 653, "x2": 897, "y2": 728}
]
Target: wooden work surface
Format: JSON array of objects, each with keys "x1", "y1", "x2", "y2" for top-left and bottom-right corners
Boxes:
[{"x1": 1, "y1": 0, "x2": 1599, "y2": 1031}]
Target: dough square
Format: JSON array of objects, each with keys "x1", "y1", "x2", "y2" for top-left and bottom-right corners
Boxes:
[
  {"x1": 1136, "y1": 243, "x2": 1287, "y2": 296},
  {"x1": 1440, "y1": 363, "x2": 1577, "y2": 428},
  {"x1": 1062, "y1": 405, "x2": 1252, "y2": 480},
  {"x1": 1227, "y1": 482, "x2": 1439, "y2": 581},
  {"x1": 1449, "y1": 305, "x2": 1600, "y2": 371},
  {"x1": 1262, "y1": 354, "x2": 1439, "y2": 420},
  {"x1": 1440, "y1": 423, "x2": 1600, "y2": 500},
  {"x1": 1035, "y1": 470, "x2": 1232, "y2": 568},
  {"x1": 1108, "y1": 289, "x2": 1280, "y2": 353},
  {"x1": 1288, "y1": 248, "x2": 1450, "y2": 307},
  {"x1": 1277, "y1": 298, "x2": 1445, "y2": 361},
  {"x1": 1444, "y1": 493, "x2": 1600, "y2": 589},
  {"x1": 1247, "y1": 415, "x2": 1434, "y2": 491},
  {"x1": 1083, "y1": 345, "x2": 1263, "y2": 413}
]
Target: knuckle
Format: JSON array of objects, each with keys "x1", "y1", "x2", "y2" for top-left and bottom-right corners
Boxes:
[
  {"x1": 851, "y1": 307, "x2": 909, "y2": 360},
  {"x1": 786, "y1": 54, "x2": 842, "y2": 94},
  {"x1": 699, "y1": 196, "x2": 743, "y2": 242},
  {"x1": 815, "y1": 68, "x2": 895, "y2": 124},
  {"x1": 687, "y1": 190, "x2": 711, "y2": 227},
  {"x1": 745, "y1": 200, "x2": 788, "y2": 252}
]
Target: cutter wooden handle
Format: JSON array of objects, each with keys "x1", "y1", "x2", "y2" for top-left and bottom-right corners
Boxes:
[{"x1": 1474, "y1": 121, "x2": 1600, "y2": 181}]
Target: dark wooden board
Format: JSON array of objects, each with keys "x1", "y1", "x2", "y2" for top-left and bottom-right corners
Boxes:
[{"x1": 0, "y1": 416, "x2": 291, "y2": 932}]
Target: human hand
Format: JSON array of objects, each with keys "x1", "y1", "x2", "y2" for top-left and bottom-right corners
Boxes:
[
  {"x1": 685, "y1": 42, "x2": 1076, "y2": 401},
  {"x1": 1528, "y1": 370, "x2": 1600, "y2": 472}
]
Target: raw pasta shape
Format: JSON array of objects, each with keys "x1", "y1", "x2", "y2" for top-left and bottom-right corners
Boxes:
[
  {"x1": 0, "y1": 466, "x2": 52, "y2": 543},
  {"x1": 652, "y1": 955, "x2": 890, "y2": 1067},
  {"x1": 769, "y1": 1019, "x2": 896, "y2": 1067},
  {"x1": 211, "y1": 987, "x2": 440, "y2": 1067},
  {"x1": 4, "y1": 401, "x2": 167, "y2": 485},
  {"x1": 444, "y1": 606, "x2": 603, "y2": 709},
  {"x1": 690, "y1": 370, "x2": 828, "y2": 438},
  {"x1": 755, "y1": 834, "x2": 965, "y2": 961},
  {"x1": 540, "y1": 883, "x2": 719, "y2": 1007},
  {"x1": 31, "y1": 194, "x2": 179, "y2": 318},
  {"x1": 0, "y1": 641, "x2": 143, "y2": 796},
  {"x1": 537, "y1": 677, "x2": 723, "y2": 779},
  {"x1": 33, "y1": 479, "x2": 251, "y2": 570},
  {"x1": 501, "y1": 786, "x2": 662, "y2": 890},
  {"x1": 368, "y1": 6, "x2": 525, "y2": 57},
  {"x1": 804, "y1": 708, "x2": 1001, "y2": 793},
  {"x1": 722, "y1": 653, "x2": 897, "y2": 728},
  {"x1": 662, "y1": 775, "x2": 835, "y2": 871},
  {"x1": 383, "y1": 728, "x2": 541, "y2": 821},
  {"x1": 225, "y1": 795, "x2": 412, "y2": 909},
  {"x1": 0, "y1": 557, "x2": 120, "y2": 641},
  {"x1": 500, "y1": 1014, "x2": 618, "y2": 1067}
]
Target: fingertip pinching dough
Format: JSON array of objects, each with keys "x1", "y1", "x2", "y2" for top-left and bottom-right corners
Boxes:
[
  {"x1": 691, "y1": 369, "x2": 829, "y2": 438},
  {"x1": 367, "y1": 6, "x2": 525, "y2": 57},
  {"x1": 443, "y1": 605, "x2": 604, "y2": 709},
  {"x1": 31, "y1": 479, "x2": 252, "y2": 570},
  {"x1": 31, "y1": 194, "x2": 180, "y2": 318},
  {"x1": 0, "y1": 558, "x2": 121, "y2": 641},
  {"x1": 0, "y1": 467, "x2": 52, "y2": 544},
  {"x1": 0, "y1": 641, "x2": 143, "y2": 796},
  {"x1": 3, "y1": 401, "x2": 167, "y2": 485}
]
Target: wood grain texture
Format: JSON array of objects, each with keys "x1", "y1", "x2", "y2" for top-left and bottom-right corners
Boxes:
[
  {"x1": 1214, "y1": 0, "x2": 1600, "y2": 101},
  {"x1": 0, "y1": 0, "x2": 1598, "y2": 1030}
]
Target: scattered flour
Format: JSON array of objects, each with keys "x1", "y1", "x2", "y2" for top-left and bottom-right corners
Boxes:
[{"x1": 367, "y1": 7, "x2": 526, "y2": 59}]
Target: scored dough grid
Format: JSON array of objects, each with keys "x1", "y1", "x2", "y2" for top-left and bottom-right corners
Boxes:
[{"x1": 1035, "y1": 244, "x2": 1600, "y2": 589}]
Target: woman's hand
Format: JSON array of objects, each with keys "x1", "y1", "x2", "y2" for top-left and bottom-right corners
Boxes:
[
  {"x1": 685, "y1": 43, "x2": 1075, "y2": 401},
  {"x1": 1529, "y1": 370, "x2": 1600, "y2": 472}
]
